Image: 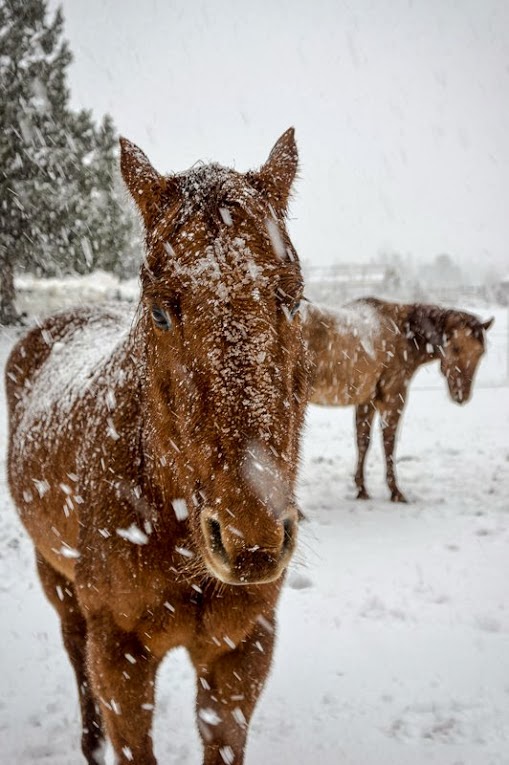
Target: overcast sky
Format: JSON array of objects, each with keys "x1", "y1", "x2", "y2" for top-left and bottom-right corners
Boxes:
[{"x1": 50, "y1": 0, "x2": 509, "y2": 274}]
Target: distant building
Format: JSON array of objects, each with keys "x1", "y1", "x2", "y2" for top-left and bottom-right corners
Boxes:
[{"x1": 495, "y1": 275, "x2": 509, "y2": 306}]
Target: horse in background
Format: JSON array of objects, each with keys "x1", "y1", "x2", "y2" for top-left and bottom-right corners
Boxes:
[
  {"x1": 302, "y1": 297, "x2": 493, "y2": 502},
  {"x1": 6, "y1": 129, "x2": 308, "y2": 765}
]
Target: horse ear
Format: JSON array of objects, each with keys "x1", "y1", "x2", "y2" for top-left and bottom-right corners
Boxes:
[
  {"x1": 119, "y1": 137, "x2": 175, "y2": 228},
  {"x1": 482, "y1": 317, "x2": 494, "y2": 331},
  {"x1": 250, "y1": 128, "x2": 299, "y2": 215}
]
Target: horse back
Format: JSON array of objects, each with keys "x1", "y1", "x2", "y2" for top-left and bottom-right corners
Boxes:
[
  {"x1": 302, "y1": 301, "x2": 384, "y2": 405},
  {"x1": 6, "y1": 305, "x2": 130, "y2": 419},
  {"x1": 6, "y1": 305, "x2": 135, "y2": 579}
]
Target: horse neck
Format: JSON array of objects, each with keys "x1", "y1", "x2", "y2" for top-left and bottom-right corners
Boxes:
[
  {"x1": 410, "y1": 334, "x2": 441, "y2": 363},
  {"x1": 413, "y1": 341, "x2": 440, "y2": 369},
  {"x1": 404, "y1": 304, "x2": 445, "y2": 367}
]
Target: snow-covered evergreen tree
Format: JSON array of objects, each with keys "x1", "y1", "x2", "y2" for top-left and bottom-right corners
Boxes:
[
  {"x1": 0, "y1": 0, "x2": 138, "y2": 323},
  {"x1": 81, "y1": 114, "x2": 140, "y2": 278}
]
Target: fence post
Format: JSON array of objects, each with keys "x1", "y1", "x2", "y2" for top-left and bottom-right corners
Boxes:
[{"x1": 506, "y1": 306, "x2": 509, "y2": 385}]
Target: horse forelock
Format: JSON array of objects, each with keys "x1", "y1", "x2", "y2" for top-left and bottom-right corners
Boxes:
[
  {"x1": 147, "y1": 164, "x2": 267, "y2": 242},
  {"x1": 177, "y1": 164, "x2": 259, "y2": 218},
  {"x1": 143, "y1": 161, "x2": 298, "y2": 281}
]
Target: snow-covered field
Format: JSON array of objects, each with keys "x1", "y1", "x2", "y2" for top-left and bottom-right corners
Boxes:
[{"x1": 1, "y1": 294, "x2": 508, "y2": 764}]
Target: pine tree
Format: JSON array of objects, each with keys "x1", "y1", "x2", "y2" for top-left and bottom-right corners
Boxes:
[
  {"x1": 0, "y1": 0, "x2": 139, "y2": 323},
  {"x1": 1, "y1": 0, "x2": 75, "y2": 319},
  {"x1": 82, "y1": 114, "x2": 140, "y2": 278}
]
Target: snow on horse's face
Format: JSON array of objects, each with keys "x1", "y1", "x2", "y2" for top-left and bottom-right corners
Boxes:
[{"x1": 120, "y1": 132, "x2": 308, "y2": 585}]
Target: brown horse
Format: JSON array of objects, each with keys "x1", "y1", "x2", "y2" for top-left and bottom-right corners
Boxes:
[
  {"x1": 302, "y1": 297, "x2": 493, "y2": 502},
  {"x1": 6, "y1": 129, "x2": 309, "y2": 765}
]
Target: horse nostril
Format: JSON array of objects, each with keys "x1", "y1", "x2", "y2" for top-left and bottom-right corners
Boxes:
[
  {"x1": 282, "y1": 518, "x2": 295, "y2": 552},
  {"x1": 206, "y1": 518, "x2": 228, "y2": 563}
]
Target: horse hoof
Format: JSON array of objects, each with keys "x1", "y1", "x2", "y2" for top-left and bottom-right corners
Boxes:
[
  {"x1": 356, "y1": 490, "x2": 370, "y2": 500},
  {"x1": 391, "y1": 492, "x2": 407, "y2": 503}
]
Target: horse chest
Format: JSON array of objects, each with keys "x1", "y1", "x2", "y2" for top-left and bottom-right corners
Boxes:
[
  {"x1": 96, "y1": 550, "x2": 275, "y2": 660},
  {"x1": 137, "y1": 583, "x2": 275, "y2": 656}
]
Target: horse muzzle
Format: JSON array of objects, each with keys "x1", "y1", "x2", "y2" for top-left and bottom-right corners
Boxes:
[
  {"x1": 451, "y1": 386, "x2": 471, "y2": 405},
  {"x1": 200, "y1": 506, "x2": 298, "y2": 585}
]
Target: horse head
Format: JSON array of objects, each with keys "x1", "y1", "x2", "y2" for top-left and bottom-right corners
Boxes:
[
  {"x1": 440, "y1": 313, "x2": 493, "y2": 404},
  {"x1": 120, "y1": 130, "x2": 308, "y2": 585}
]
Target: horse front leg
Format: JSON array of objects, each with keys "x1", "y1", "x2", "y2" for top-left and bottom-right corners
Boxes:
[
  {"x1": 190, "y1": 617, "x2": 276, "y2": 765},
  {"x1": 86, "y1": 615, "x2": 161, "y2": 765},
  {"x1": 354, "y1": 402, "x2": 376, "y2": 499},
  {"x1": 377, "y1": 390, "x2": 407, "y2": 503},
  {"x1": 35, "y1": 553, "x2": 106, "y2": 764}
]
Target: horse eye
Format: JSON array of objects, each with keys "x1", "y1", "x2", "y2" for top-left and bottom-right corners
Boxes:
[
  {"x1": 281, "y1": 300, "x2": 301, "y2": 322},
  {"x1": 151, "y1": 306, "x2": 172, "y2": 330},
  {"x1": 290, "y1": 301, "x2": 301, "y2": 319}
]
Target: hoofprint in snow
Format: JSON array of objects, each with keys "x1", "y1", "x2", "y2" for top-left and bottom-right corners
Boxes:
[{"x1": 1, "y1": 306, "x2": 508, "y2": 765}]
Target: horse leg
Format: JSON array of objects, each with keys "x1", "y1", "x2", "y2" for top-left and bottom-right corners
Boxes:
[
  {"x1": 86, "y1": 616, "x2": 161, "y2": 765},
  {"x1": 377, "y1": 391, "x2": 407, "y2": 503},
  {"x1": 190, "y1": 617, "x2": 276, "y2": 765},
  {"x1": 35, "y1": 553, "x2": 105, "y2": 764},
  {"x1": 354, "y1": 402, "x2": 376, "y2": 499}
]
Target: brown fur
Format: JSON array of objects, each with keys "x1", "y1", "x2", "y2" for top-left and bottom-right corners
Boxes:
[
  {"x1": 303, "y1": 297, "x2": 493, "y2": 502},
  {"x1": 6, "y1": 129, "x2": 309, "y2": 764}
]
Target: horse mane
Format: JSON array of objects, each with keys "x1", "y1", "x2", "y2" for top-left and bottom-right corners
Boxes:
[
  {"x1": 355, "y1": 298, "x2": 486, "y2": 348},
  {"x1": 406, "y1": 303, "x2": 486, "y2": 346}
]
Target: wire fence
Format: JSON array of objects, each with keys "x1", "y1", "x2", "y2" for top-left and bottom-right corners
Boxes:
[{"x1": 12, "y1": 274, "x2": 509, "y2": 390}]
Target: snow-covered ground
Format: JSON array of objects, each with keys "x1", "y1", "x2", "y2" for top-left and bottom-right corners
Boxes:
[{"x1": 1, "y1": 294, "x2": 508, "y2": 764}]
